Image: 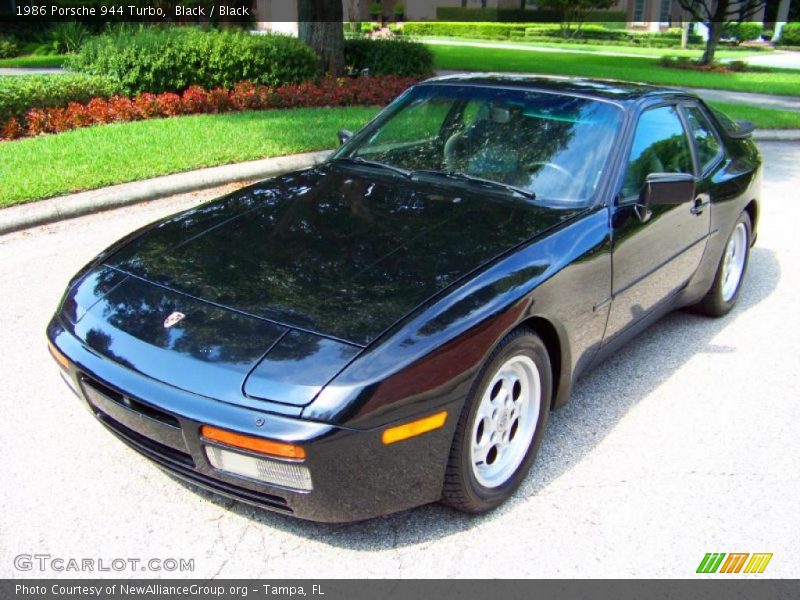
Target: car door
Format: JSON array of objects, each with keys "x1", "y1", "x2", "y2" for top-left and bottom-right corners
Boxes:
[{"x1": 605, "y1": 102, "x2": 711, "y2": 340}]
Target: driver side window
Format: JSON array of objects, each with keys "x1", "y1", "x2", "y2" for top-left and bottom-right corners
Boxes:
[{"x1": 622, "y1": 106, "x2": 693, "y2": 199}]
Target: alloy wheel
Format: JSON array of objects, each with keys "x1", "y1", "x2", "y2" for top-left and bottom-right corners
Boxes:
[{"x1": 470, "y1": 355, "x2": 541, "y2": 488}]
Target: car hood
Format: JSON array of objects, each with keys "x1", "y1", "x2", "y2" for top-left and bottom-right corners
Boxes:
[{"x1": 105, "y1": 164, "x2": 573, "y2": 346}]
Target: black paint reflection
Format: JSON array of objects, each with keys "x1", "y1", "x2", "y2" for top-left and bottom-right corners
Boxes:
[
  {"x1": 108, "y1": 165, "x2": 569, "y2": 345},
  {"x1": 73, "y1": 277, "x2": 286, "y2": 403},
  {"x1": 61, "y1": 266, "x2": 127, "y2": 324},
  {"x1": 244, "y1": 331, "x2": 361, "y2": 405}
]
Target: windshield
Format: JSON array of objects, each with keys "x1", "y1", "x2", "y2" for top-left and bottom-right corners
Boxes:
[{"x1": 334, "y1": 84, "x2": 623, "y2": 205}]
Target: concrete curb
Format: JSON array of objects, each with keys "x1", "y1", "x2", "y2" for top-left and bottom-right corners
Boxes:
[
  {"x1": 0, "y1": 150, "x2": 332, "y2": 236},
  {"x1": 753, "y1": 129, "x2": 800, "y2": 142}
]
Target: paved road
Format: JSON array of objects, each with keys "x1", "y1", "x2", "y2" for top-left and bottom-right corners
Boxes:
[
  {"x1": 0, "y1": 143, "x2": 797, "y2": 578},
  {"x1": 0, "y1": 68, "x2": 65, "y2": 76},
  {"x1": 690, "y1": 87, "x2": 800, "y2": 112},
  {"x1": 732, "y1": 49, "x2": 800, "y2": 69}
]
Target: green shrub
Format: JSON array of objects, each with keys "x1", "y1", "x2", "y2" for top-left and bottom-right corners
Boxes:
[
  {"x1": 659, "y1": 55, "x2": 692, "y2": 69},
  {"x1": 358, "y1": 21, "x2": 381, "y2": 34},
  {"x1": 0, "y1": 73, "x2": 120, "y2": 122},
  {"x1": 345, "y1": 38, "x2": 433, "y2": 76},
  {"x1": 48, "y1": 22, "x2": 93, "y2": 54},
  {"x1": 728, "y1": 60, "x2": 750, "y2": 72},
  {"x1": 778, "y1": 22, "x2": 800, "y2": 46},
  {"x1": 68, "y1": 28, "x2": 319, "y2": 95},
  {"x1": 394, "y1": 3, "x2": 404, "y2": 19},
  {"x1": 723, "y1": 21, "x2": 763, "y2": 42},
  {"x1": 0, "y1": 37, "x2": 19, "y2": 58},
  {"x1": 369, "y1": 2, "x2": 381, "y2": 19}
]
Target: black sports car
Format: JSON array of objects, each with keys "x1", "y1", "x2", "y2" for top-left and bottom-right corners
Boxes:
[{"x1": 47, "y1": 75, "x2": 761, "y2": 522}]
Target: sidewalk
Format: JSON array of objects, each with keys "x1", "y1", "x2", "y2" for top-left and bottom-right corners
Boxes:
[
  {"x1": 0, "y1": 67, "x2": 65, "y2": 76},
  {"x1": 676, "y1": 87, "x2": 800, "y2": 112}
]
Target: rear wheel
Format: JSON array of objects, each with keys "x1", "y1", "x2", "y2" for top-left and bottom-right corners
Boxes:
[
  {"x1": 442, "y1": 328, "x2": 551, "y2": 513},
  {"x1": 695, "y1": 212, "x2": 751, "y2": 317}
]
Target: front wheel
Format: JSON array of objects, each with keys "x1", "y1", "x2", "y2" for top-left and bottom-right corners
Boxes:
[
  {"x1": 694, "y1": 212, "x2": 752, "y2": 317},
  {"x1": 441, "y1": 328, "x2": 551, "y2": 513}
]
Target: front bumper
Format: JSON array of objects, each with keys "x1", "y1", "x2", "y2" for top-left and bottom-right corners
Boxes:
[{"x1": 48, "y1": 318, "x2": 458, "y2": 522}]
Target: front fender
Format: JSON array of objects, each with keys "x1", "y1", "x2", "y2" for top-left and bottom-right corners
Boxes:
[{"x1": 305, "y1": 207, "x2": 612, "y2": 428}]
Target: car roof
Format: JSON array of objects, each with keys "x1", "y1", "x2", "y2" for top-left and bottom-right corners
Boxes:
[{"x1": 421, "y1": 73, "x2": 693, "y2": 104}]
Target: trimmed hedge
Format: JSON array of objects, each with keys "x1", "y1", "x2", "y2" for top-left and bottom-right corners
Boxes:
[
  {"x1": 779, "y1": 22, "x2": 800, "y2": 46},
  {"x1": 435, "y1": 7, "x2": 626, "y2": 22},
  {"x1": 68, "y1": 28, "x2": 319, "y2": 95},
  {"x1": 345, "y1": 38, "x2": 434, "y2": 76},
  {"x1": 403, "y1": 22, "x2": 529, "y2": 38},
  {"x1": 0, "y1": 73, "x2": 121, "y2": 122},
  {"x1": 401, "y1": 22, "x2": 702, "y2": 46}
]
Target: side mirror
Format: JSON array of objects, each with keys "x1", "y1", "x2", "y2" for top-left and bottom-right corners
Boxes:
[
  {"x1": 642, "y1": 172, "x2": 696, "y2": 206},
  {"x1": 338, "y1": 129, "x2": 353, "y2": 146}
]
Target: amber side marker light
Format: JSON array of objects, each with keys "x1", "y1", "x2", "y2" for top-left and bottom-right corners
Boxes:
[
  {"x1": 48, "y1": 341, "x2": 70, "y2": 370},
  {"x1": 200, "y1": 425, "x2": 306, "y2": 460},
  {"x1": 382, "y1": 411, "x2": 448, "y2": 445}
]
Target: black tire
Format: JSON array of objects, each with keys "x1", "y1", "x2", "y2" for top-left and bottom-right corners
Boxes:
[
  {"x1": 441, "y1": 328, "x2": 551, "y2": 514},
  {"x1": 694, "y1": 212, "x2": 752, "y2": 317}
]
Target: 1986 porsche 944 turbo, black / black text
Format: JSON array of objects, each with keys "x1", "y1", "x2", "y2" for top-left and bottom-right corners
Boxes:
[{"x1": 48, "y1": 75, "x2": 761, "y2": 522}]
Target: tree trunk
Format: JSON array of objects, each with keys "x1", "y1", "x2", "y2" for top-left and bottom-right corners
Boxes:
[
  {"x1": 700, "y1": 0, "x2": 730, "y2": 65},
  {"x1": 298, "y1": 0, "x2": 345, "y2": 77},
  {"x1": 773, "y1": 0, "x2": 791, "y2": 41},
  {"x1": 702, "y1": 21, "x2": 723, "y2": 64}
]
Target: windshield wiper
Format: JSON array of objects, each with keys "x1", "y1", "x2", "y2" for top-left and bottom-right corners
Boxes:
[
  {"x1": 412, "y1": 169, "x2": 536, "y2": 201},
  {"x1": 334, "y1": 156, "x2": 411, "y2": 178}
]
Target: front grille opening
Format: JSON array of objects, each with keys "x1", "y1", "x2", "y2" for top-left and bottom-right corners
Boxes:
[
  {"x1": 173, "y1": 467, "x2": 293, "y2": 512},
  {"x1": 100, "y1": 415, "x2": 292, "y2": 512},
  {"x1": 81, "y1": 376, "x2": 180, "y2": 428},
  {"x1": 96, "y1": 411, "x2": 195, "y2": 468}
]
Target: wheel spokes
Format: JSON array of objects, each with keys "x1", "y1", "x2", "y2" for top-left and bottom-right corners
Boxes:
[{"x1": 470, "y1": 359, "x2": 540, "y2": 485}]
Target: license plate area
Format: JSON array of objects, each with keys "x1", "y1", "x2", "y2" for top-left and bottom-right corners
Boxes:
[{"x1": 80, "y1": 376, "x2": 188, "y2": 455}]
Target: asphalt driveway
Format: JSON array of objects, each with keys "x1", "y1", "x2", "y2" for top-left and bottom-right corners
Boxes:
[{"x1": 0, "y1": 143, "x2": 797, "y2": 578}]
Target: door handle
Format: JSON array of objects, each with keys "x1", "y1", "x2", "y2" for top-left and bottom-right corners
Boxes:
[{"x1": 690, "y1": 197, "x2": 709, "y2": 215}]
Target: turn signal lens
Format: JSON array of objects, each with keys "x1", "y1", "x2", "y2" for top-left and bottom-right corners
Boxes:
[
  {"x1": 205, "y1": 446, "x2": 312, "y2": 491},
  {"x1": 200, "y1": 425, "x2": 306, "y2": 460},
  {"x1": 48, "y1": 342, "x2": 70, "y2": 370},
  {"x1": 381, "y1": 411, "x2": 448, "y2": 445}
]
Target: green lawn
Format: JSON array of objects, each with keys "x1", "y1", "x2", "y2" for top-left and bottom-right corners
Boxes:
[
  {"x1": 431, "y1": 44, "x2": 800, "y2": 96},
  {"x1": 0, "y1": 54, "x2": 71, "y2": 68},
  {"x1": 709, "y1": 101, "x2": 800, "y2": 129},
  {"x1": 0, "y1": 107, "x2": 379, "y2": 206},
  {"x1": 424, "y1": 37, "x2": 768, "y2": 59}
]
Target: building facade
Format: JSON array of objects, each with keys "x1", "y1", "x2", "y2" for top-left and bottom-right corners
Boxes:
[{"x1": 254, "y1": 0, "x2": 768, "y2": 32}]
